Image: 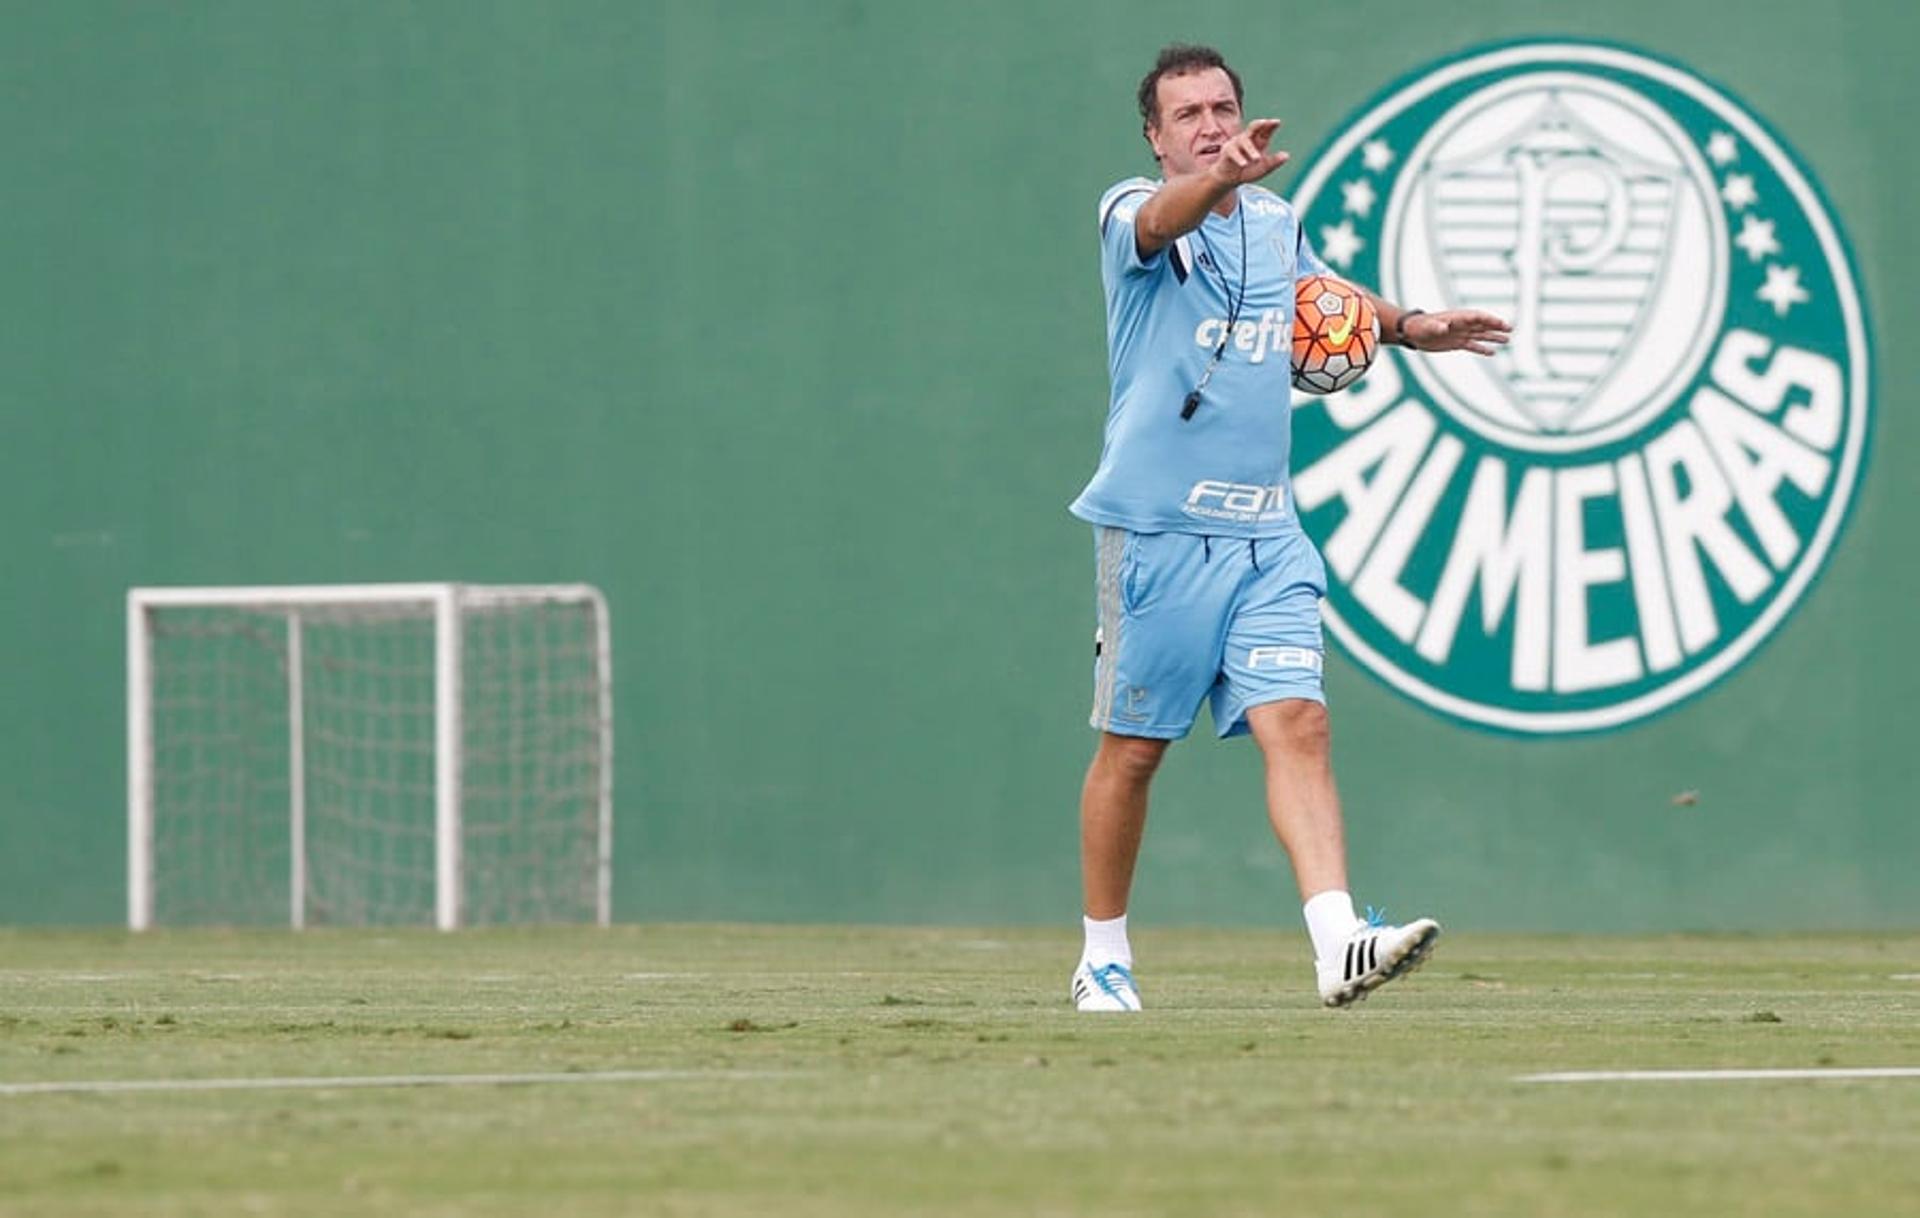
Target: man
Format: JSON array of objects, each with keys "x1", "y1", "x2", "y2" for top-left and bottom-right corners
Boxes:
[{"x1": 1068, "y1": 44, "x2": 1510, "y2": 1012}]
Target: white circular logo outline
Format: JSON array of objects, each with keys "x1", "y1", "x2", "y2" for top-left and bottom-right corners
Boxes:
[{"x1": 1291, "y1": 41, "x2": 1871, "y2": 734}]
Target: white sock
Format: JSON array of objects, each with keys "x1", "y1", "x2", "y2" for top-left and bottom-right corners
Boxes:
[
  {"x1": 1081, "y1": 913, "x2": 1132, "y2": 968},
  {"x1": 1303, "y1": 890, "x2": 1363, "y2": 963}
]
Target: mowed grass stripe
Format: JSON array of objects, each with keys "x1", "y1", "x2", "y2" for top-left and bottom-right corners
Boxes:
[
  {"x1": 0, "y1": 1068, "x2": 790, "y2": 1097},
  {"x1": 1, "y1": 927, "x2": 1917, "y2": 1218}
]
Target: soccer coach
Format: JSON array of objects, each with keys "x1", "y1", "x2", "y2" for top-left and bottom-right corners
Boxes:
[{"x1": 1067, "y1": 43, "x2": 1510, "y2": 1012}]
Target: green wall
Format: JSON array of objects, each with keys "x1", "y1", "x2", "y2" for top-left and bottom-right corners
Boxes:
[{"x1": 2, "y1": 1, "x2": 1913, "y2": 930}]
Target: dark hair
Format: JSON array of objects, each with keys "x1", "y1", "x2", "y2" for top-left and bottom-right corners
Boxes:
[{"x1": 1137, "y1": 43, "x2": 1243, "y2": 134}]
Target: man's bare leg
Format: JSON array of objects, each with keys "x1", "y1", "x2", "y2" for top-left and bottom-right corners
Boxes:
[
  {"x1": 1071, "y1": 732, "x2": 1169, "y2": 1011},
  {"x1": 1246, "y1": 697, "x2": 1440, "y2": 1005},
  {"x1": 1079, "y1": 731, "x2": 1170, "y2": 918},
  {"x1": 1244, "y1": 699, "x2": 1347, "y2": 900}
]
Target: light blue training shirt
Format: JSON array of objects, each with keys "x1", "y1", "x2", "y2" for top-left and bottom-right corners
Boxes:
[{"x1": 1070, "y1": 177, "x2": 1332, "y2": 538}]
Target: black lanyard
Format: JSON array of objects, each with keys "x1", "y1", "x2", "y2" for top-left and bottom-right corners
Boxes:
[{"x1": 1180, "y1": 191, "x2": 1249, "y2": 421}]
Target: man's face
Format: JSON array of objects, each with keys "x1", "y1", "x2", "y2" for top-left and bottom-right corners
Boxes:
[{"x1": 1147, "y1": 68, "x2": 1242, "y2": 177}]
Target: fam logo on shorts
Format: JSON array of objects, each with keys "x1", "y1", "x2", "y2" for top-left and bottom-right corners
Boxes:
[{"x1": 1287, "y1": 41, "x2": 1871, "y2": 735}]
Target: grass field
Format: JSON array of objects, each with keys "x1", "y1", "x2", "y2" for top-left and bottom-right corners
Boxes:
[{"x1": 2, "y1": 927, "x2": 1917, "y2": 1217}]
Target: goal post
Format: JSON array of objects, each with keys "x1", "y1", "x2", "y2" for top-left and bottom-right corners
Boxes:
[{"x1": 127, "y1": 583, "x2": 613, "y2": 930}]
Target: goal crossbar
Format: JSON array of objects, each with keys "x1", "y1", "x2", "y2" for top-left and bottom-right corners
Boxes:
[{"x1": 127, "y1": 582, "x2": 612, "y2": 931}]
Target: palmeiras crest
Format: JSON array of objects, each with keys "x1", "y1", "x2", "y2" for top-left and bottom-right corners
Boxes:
[{"x1": 1285, "y1": 41, "x2": 1871, "y2": 735}]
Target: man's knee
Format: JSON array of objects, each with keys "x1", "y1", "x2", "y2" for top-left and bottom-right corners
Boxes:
[
  {"x1": 1250, "y1": 698, "x2": 1332, "y2": 754},
  {"x1": 1095, "y1": 733, "x2": 1170, "y2": 784}
]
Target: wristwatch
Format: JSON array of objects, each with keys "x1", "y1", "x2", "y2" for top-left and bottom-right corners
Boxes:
[{"x1": 1393, "y1": 308, "x2": 1426, "y2": 348}]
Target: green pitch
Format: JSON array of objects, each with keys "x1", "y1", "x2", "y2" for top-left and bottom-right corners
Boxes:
[{"x1": 2, "y1": 927, "x2": 1916, "y2": 1217}]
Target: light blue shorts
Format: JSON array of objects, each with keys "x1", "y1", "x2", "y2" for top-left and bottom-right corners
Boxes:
[{"x1": 1091, "y1": 527, "x2": 1328, "y2": 740}]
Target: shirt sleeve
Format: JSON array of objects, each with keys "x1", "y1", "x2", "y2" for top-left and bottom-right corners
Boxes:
[
  {"x1": 1296, "y1": 222, "x2": 1333, "y2": 278},
  {"x1": 1097, "y1": 178, "x2": 1162, "y2": 279}
]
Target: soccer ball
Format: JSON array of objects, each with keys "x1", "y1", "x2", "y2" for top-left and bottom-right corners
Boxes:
[{"x1": 1291, "y1": 274, "x2": 1380, "y2": 395}]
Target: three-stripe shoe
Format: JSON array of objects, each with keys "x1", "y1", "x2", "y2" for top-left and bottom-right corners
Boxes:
[
  {"x1": 1071, "y1": 961, "x2": 1142, "y2": 1012},
  {"x1": 1316, "y1": 916, "x2": 1441, "y2": 1008}
]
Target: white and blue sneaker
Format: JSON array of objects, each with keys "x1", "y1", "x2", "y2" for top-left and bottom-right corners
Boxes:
[
  {"x1": 1071, "y1": 960, "x2": 1142, "y2": 1012},
  {"x1": 1316, "y1": 912, "x2": 1441, "y2": 1008}
]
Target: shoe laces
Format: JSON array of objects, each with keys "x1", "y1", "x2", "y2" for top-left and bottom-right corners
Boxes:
[
  {"x1": 1363, "y1": 904, "x2": 1388, "y2": 929},
  {"x1": 1089, "y1": 962, "x2": 1136, "y2": 995}
]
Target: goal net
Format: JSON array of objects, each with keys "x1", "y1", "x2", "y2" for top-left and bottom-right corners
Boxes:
[{"x1": 127, "y1": 584, "x2": 612, "y2": 929}]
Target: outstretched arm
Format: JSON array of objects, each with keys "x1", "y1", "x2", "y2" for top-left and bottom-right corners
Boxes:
[
  {"x1": 1365, "y1": 291, "x2": 1512, "y2": 356},
  {"x1": 1133, "y1": 119, "x2": 1290, "y2": 257}
]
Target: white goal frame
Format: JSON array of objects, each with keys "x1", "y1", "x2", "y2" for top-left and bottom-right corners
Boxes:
[{"x1": 127, "y1": 583, "x2": 613, "y2": 931}]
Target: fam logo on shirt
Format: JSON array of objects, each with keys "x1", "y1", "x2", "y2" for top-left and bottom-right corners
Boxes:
[{"x1": 1286, "y1": 40, "x2": 1871, "y2": 735}]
